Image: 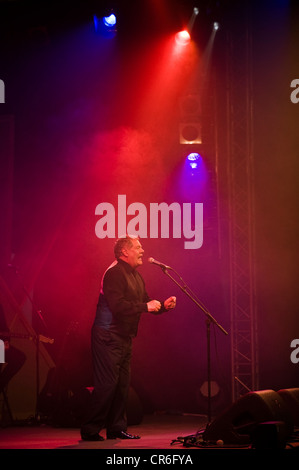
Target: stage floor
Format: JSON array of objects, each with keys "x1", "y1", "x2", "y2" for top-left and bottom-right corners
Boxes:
[
  {"x1": 1, "y1": 413, "x2": 205, "y2": 450},
  {"x1": 0, "y1": 413, "x2": 298, "y2": 454}
]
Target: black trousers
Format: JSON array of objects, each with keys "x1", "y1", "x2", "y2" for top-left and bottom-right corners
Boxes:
[{"x1": 81, "y1": 325, "x2": 132, "y2": 435}]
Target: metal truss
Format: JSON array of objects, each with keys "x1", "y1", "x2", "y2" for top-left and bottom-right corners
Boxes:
[{"x1": 226, "y1": 20, "x2": 259, "y2": 402}]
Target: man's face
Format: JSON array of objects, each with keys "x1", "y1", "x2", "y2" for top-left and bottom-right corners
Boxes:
[{"x1": 123, "y1": 238, "x2": 144, "y2": 268}]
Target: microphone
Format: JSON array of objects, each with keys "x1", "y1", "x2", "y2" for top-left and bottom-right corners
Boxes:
[{"x1": 148, "y1": 257, "x2": 172, "y2": 270}]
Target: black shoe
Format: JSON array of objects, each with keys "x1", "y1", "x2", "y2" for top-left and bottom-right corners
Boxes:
[
  {"x1": 81, "y1": 432, "x2": 104, "y2": 441},
  {"x1": 107, "y1": 430, "x2": 141, "y2": 440}
]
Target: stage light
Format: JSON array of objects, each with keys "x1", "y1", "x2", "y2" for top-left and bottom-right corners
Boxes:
[
  {"x1": 175, "y1": 30, "x2": 191, "y2": 46},
  {"x1": 93, "y1": 11, "x2": 117, "y2": 34},
  {"x1": 175, "y1": 7, "x2": 199, "y2": 47},
  {"x1": 103, "y1": 13, "x2": 117, "y2": 28},
  {"x1": 187, "y1": 152, "x2": 201, "y2": 169},
  {"x1": 213, "y1": 22, "x2": 219, "y2": 31}
]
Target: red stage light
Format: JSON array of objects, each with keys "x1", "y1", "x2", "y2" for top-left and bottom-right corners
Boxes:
[{"x1": 175, "y1": 30, "x2": 191, "y2": 46}]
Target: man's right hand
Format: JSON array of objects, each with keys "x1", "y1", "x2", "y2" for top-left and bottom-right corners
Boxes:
[{"x1": 147, "y1": 300, "x2": 161, "y2": 312}]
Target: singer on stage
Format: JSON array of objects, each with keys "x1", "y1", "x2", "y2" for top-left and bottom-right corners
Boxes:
[{"x1": 80, "y1": 235, "x2": 176, "y2": 441}]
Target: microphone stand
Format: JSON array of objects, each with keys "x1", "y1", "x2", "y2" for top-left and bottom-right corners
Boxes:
[{"x1": 157, "y1": 264, "x2": 228, "y2": 425}]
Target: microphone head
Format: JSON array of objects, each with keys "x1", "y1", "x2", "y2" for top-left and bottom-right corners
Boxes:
[{"x1": 148, "y1": 257, "x2": 154, "y2": 264}]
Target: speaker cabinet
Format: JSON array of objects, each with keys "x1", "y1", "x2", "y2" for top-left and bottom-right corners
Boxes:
[
  {"x1": 278, "y1": 388, "x2": 299, "y2": 426},
  {"x1": 203, "y1": 389, "x2": 294, "y2": 445}
]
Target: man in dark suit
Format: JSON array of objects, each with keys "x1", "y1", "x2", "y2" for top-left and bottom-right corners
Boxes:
[{"x1": 80, "y1": 236, "x2": 176, "y2": 441}]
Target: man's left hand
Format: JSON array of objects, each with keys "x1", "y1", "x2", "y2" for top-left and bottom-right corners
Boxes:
[{"x1": 164, "y1": 296, "x2": 176, "y2": 310}]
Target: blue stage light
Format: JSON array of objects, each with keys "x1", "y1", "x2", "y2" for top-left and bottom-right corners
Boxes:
[
  {"x1": 103, "y1": 13, "x2": 117, "y2": 28},
  {"x1": 94, "y1": 12, "x2": 117, "y2": 34},
  {"x1": 187, "y1": 152, "x2": 200, "y2": 165}
]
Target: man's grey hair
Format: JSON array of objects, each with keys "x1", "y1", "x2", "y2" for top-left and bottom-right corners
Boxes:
[{"x1": 114, "y1": 235, "x2": 138, "y2": 259}]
